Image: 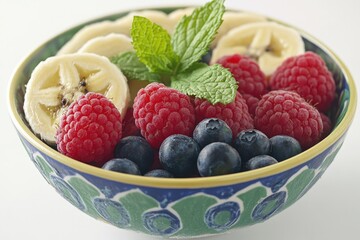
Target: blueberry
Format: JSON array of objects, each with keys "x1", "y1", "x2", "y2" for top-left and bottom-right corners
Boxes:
[
  {"x1": 233, "y1": 129, "x2": 270, "y2": 164},
  {"x1": 159, "y1": 134, "x2": 200, "y2": 177},
  {"x1": 245, "y1": 155, "x2": 278, "y2": 171},
  {"x1": 144, "y1": 169, "x2": 174, "y2": 178},
  {"x1": 197, "y1": 142, "x2": 241, "y2": 177},
  {"x1": 102, "y1": 158, "x2": 141, "y2": 175},
  {"x1": 201, "y1": 50, "x2": 212, "y2": 64},
  {"x1": 193, "y1": 118, "x2": 233, "y2": 148},
  {"x1": 269, "y1": 135, "x2": 302, "y2": 162},
  {"x1": 114, "y1": 136, "x2": 154, "y2": 174}
]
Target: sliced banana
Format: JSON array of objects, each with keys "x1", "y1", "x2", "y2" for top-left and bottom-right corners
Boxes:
[
  {"x1": 211, "y1": 22, "x2": 305, "y2": 76},
  {"x1": 57, "y1": 21, "x2": 130, "y2": 55},
  {"x1": 77, "y1": 33, "x2": 133, "y2": 58},
  {"x1": 212, "y1": 11, "x2": 267, "y2": 47},
  {"x1": 24, "y1": 53, "x2": 130, "y2": 145},
  {"x1": 116, "y1": 10, "x2": 171, "y2": 33},
  {"x1": 76, "y1": 32, "x2": 153, "y2": 105},
  {"x1": 58, "y1": 10, "x2": 170, "y2": 55}
]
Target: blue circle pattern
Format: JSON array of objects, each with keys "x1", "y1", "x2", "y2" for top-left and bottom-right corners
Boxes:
[
  {"x1": 50, "y1": 175, "x2": 85, "y2": 211},
  {"x1": 143, "y1": 209, "x2": 181, "y2": 235},
  {"x1": 205, "y1": 201, "x2": 241, "y2": 231},
  {"x1": 93, "y1": 198, "x2": 131, "y2": 228},
  {"x1": 252, "y1": 191, "x2": 286, "y2": 222}
]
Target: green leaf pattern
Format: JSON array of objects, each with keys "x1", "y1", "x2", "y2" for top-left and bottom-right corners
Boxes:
[{"x1": 22, "y1": 137, "x2": 343, "y2": 237}]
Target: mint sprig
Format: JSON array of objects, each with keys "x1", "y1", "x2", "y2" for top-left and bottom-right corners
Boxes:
[
  {"x1": 172, "y1": 0, "x2": 225, "y2": 73},
  {"x1": 110, "y1": 52, "x2": 160, "y2": 82},
  {"x1": 171, "y1": 63, "x2": 238, "y2": 104},
  {"x1": 131, "y1": 16, "x2": 179, "y2": 74},
  {"x1": 112, "y1": 0, "x2": 236, "y2": 104}
]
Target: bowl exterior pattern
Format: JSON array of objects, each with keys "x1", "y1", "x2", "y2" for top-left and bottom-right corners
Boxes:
[
  {"x1": 11, "y1": 8, "x2": 353, "y2": 238},
  {"x1": 19, "y1": 133, "x2": 345, "y2": 237}
]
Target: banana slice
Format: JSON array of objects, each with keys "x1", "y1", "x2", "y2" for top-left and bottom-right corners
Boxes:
[
  {"x1": 24, "y1": 53, "x2": 130, "y2": 145},
  {"x1": 57, "y1": 21, "x2": 130, "y2": 55},
  {"x1": 212, "y1": 11, "x2": 267, "y2": 47},
  {"x1": 116, "y1": 10, "x2": 171, "y2": 33},
  {"x1": 58, "y1": 10, "x2": 170, "y2": 55},
  {"x1": 211, "y1": 22, "x2": 305, "y2": 76},
  {"x1": 77, "y1": 33, "x2": 133, "y2": 58},
  {"x1": 76, "y1": 33, "x2": 149, "y2": 105}
]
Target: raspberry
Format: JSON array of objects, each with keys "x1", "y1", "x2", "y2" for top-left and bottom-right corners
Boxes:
[
  {"x1": 242, "y1": 93, "x2": 259, "y2": 117},
  {"x1": 56, "y1": 92, "x2": 122, "y2": 166},
  {"x1": 133, "y1": 83, "x2": 196, "y2": 148},
  {"x1": 254, "y1": 90, "x2": 323, "y2": 149},
  {"x1": 195, "y1": 91, "x2": 254, "y2": 138},
  {"x1": 217, "y1": 54, "x2": 267, "y2": 98},
  {"x1": 122, "y1": 107, "x2": 140, "y2": 137},
  {"x1": 269, "y1": 52, "x2": 336, "y2": 112},
  {"x1": 320, "y1": 113, "x2": 332, "y2": 139}
]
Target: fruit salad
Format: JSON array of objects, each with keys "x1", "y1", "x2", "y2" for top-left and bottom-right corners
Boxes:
[{"x1": 23, "y1": 0, "x2": 336, "y2": 178}]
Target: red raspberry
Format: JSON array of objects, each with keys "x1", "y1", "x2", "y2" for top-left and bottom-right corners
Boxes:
[
  {"x1": 56, "y1": 92, "x2": 122, "y2": 166},
  {"x1": 195, "y1": 91, "x2": 254, "y2": 138},
  {"x1": 269, "y1": 52, "x2": 336, "y2": 112},
  {"x1": 242, "y1": 93, "x2": 259, "y2": 118},
  {"x1": 133, "y1": 83, "x2": 195, "y2": 148},
  {"x1": 320, "y1": 112, "x2": 332, "y2": 139},
  {"x1": 122, "y1": 107, "x2": 140, "y2": 137},
  {"x1": 217, "y1": 54, "x2": 267, "y2": 98},
  {"x1": 254, "y1": 90, "x2": 323, "y2": 149}
]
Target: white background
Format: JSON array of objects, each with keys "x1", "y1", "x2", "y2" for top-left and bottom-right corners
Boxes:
[{"x1": 1, "y1": 0, "x2": 359, "y2": 239}]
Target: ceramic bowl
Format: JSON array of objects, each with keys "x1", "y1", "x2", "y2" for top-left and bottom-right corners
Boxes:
[{"x1": 8, "y1": 7, "x2": 357, "y2": 238}]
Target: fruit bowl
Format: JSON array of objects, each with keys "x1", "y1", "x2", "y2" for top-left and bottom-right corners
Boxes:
[{"x1": 7, "y1": 6, "x2": 356, "y2": 238}]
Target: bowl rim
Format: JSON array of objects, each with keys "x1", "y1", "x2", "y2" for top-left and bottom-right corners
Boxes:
[{"x1": 7, "y1": 6, "x2": 357, "y2": 189}]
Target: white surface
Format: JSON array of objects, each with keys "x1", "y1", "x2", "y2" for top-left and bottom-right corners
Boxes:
[{"x1": 1, "y1": 0, "x2": 359, "y2": 239}]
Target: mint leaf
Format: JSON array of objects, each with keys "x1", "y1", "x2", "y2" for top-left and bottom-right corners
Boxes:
[
  {"x1": 131, "y1": 16, "x2": 179, "y2": 74},
  {"x1": 172, "y1": 0, "x2": 225, "y2": 73},
  {"x1": 110, "y1": 51, "x2": 160, "y2": 82},
  {"x1": 171, "y1": 63, "x2": 238, "y2": 104}
]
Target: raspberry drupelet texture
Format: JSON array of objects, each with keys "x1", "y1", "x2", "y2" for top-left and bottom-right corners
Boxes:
[
  {"x1": 195, "y1": 91, "x2": 254, "y2": 138},
  {"x1": 122, "y1": 107, "x2": 140, "y2": 137},
  {"x1": 56, "y1": 92, "x2": 122, "y2": 166},
  {"x1": 217, "y1": 54, "x2": 268, "y2": 98},
  {"x1": 133, "y1": 83, "x2": 196, "y2": 148},
  {"x1": 254, "y1": 90, "x2": 323, "y2": 149},
  {"x1": 320, "y1": 112, "x2": 332, "y2": 139},
  {"x1": 269, "y1": 52, "x2": 336, "y2": 112},
  {"x1": 242, "y1": 93, "x2": 260, "y2": 117}
]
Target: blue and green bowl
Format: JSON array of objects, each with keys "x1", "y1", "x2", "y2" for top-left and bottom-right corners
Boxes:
[{"x1": 7, "y1": 7, "x2": 357, "y2": 238}]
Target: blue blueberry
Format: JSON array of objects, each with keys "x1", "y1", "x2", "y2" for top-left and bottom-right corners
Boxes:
[
  {"x1": 114, "y1": 136, "x2": 154, "y2": 174},
  {"x1": 159, "y1": 134, "x2": 200, "y2": 177},
  {"x1": 197, "y1": 142, "x2": 241, "y2": 177},
  {"x1": 102, "y1": 158, "x2": 141, "y2": 175},
  {"x1": 269, "y1": 135, "x2": 302, "y2": 162},
  {"x1": 144, "y1": 169, "x2": 174, "y2": 178},
  {"x1": 201, "y1": 50, "x2": 212, "y2": 64},
  {"x1": 193, "y1": 118, "x2": 233, "y2": 148},
  {"x1": 233, "y1": 129, "x2": 270, "y2": 163},
  {"x1": 245, "y1": 155, "x2": 278, "y2": 171}
]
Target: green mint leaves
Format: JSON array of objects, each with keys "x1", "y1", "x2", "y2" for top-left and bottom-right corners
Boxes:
[
  {"x1": 131, "y1": 16, "x2": 179, "y2": 74},
  {"x1": 172, "y1": 0, "x2": 225, "y2": 73},
  {"x1": 110, "y1": 52, "x2": 160, "y2": 82},
  {"x1": 171, "y1": 63, "x2": 238, "y2": 104},
  {"x1": 111, "y1": 0, "x2": 236, "y2": 104}
]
